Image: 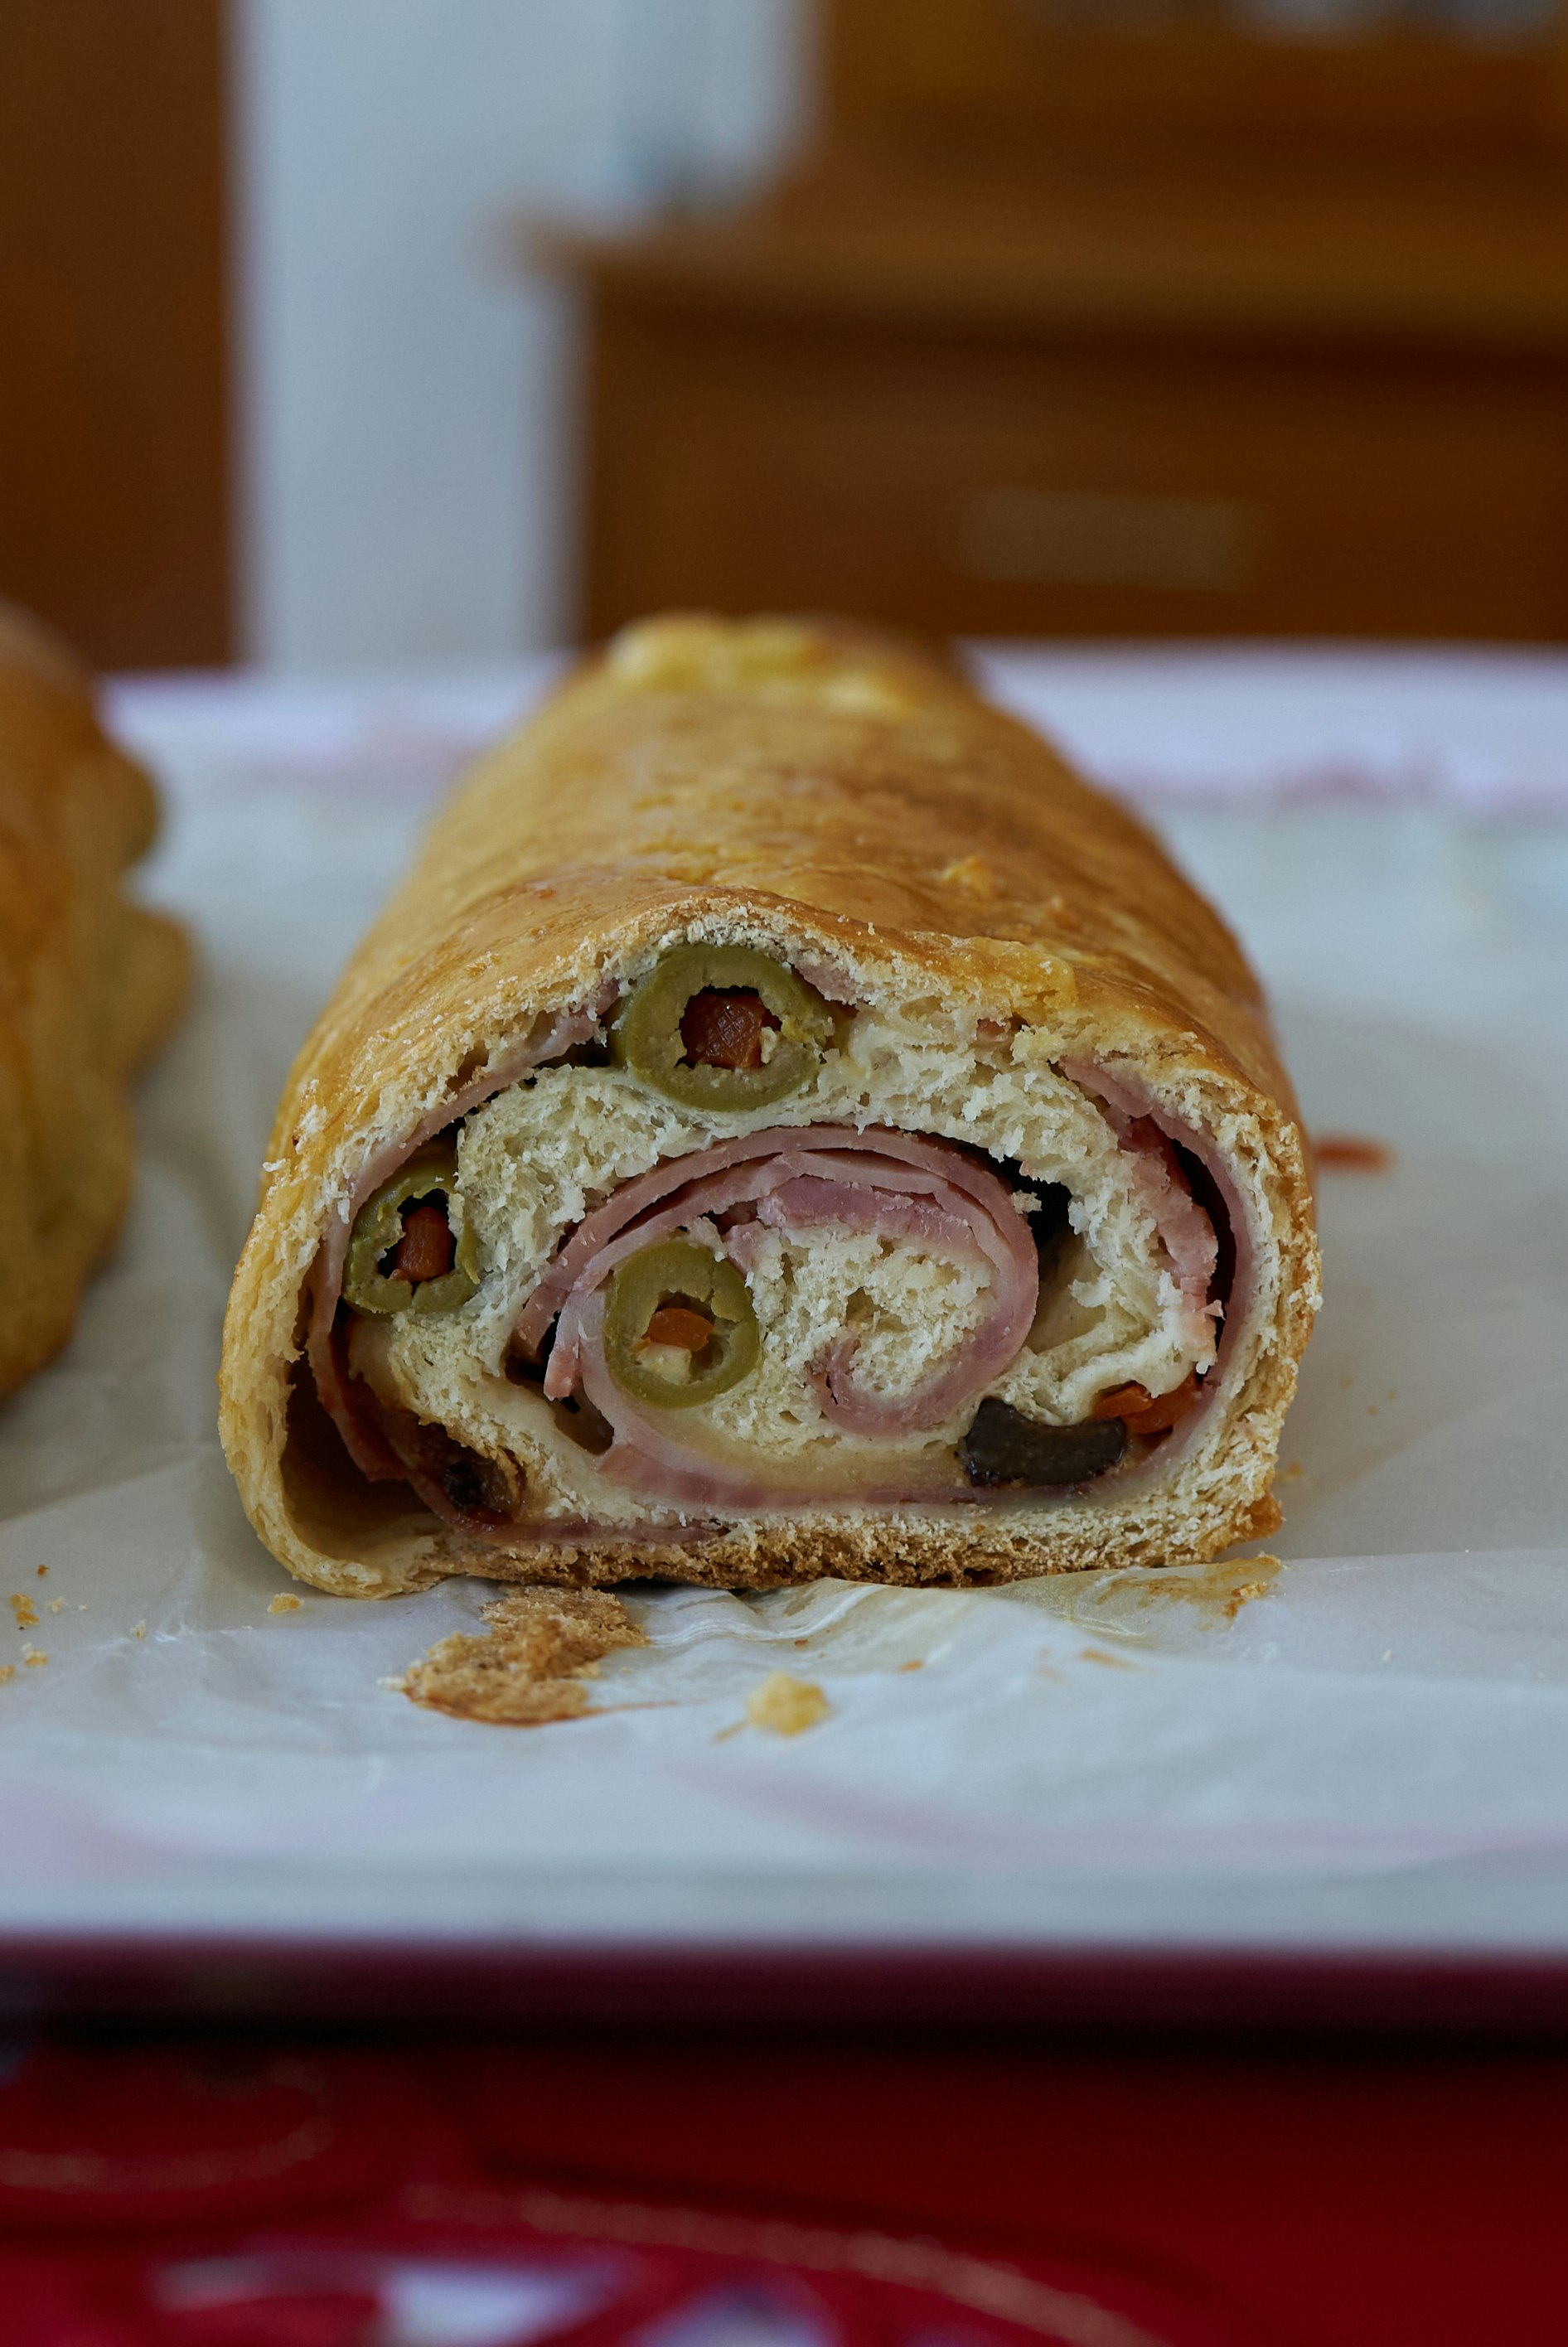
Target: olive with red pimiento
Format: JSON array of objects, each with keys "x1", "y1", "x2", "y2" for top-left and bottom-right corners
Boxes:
[
  {"x1": 603, "y1": 1237, "x2": 759, "y2": 1409},
  {"x1": 610, "y1": 944, "x2": 833, "y2": 1111},
  {"x1": 343, "y1": 1140, "x2": 480, "y2": 1318}
]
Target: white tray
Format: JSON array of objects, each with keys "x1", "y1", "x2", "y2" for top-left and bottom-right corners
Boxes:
[{"x1": 2, "y1": 649, "x2": 1566, "y2": 1981}]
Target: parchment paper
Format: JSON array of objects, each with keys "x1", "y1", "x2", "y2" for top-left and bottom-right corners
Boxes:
[{"x1": 2, "y1": 652, "x2": 1566, "y2": 1958}]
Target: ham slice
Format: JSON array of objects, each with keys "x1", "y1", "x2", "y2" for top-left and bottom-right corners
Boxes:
[
  {"x1": 1063, "y1": 1061, "x2": 1250, "y2": 1473},
  {"x1": 1064, "y1": 1062, "x2": 1240, "y2": 1337},
  {"x1": 1105, "y1": 1115, "x2": 1217, "y2": 1358},
  {"x1": 307, "y1": 1051, "x2": 1236, "y2": 1530},
  {"x1": 531, "y1": 1125, "x2": 1041, "y2": 1507},
  {"x1": 305, "y1": 999, "x2": 606, "y2": 1503}
]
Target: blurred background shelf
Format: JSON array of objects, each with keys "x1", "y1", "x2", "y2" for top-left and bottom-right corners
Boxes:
[
  {"x1": 556, "y1": 0, "x2": 1568, "y2": 644},
  {"x1": 553, "y1": 161, "x2": 1568, "y2": 642},
  {"x1": 830, "y1": 0, "x2": 1568, "y2": 152},
  {"x1": 0, "y1": 0, "x2": 231, "y2": 668},
  {"x1": 3, "y1": 0, "x2": 1568, "y2": 668}
]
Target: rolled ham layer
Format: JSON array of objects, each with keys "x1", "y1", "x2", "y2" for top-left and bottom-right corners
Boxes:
[
  {"x1": 535, "y1": 1125, "x2": 1041, "y2": 1509},
  {"x1": 1065, "y1": 1062, "x2": 1247, "y2": 1377},
  {"x1": 305, "y1": 1002, "x2": 603, "y2": 1512},
  {"x1": 307, "y1": 1080, "x2": 1233, "y2": 1532}
]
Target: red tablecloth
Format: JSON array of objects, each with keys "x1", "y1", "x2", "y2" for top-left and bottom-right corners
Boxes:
[{"x1": 1, "y1": 2034, "x2": 1562, "y2": 2345}]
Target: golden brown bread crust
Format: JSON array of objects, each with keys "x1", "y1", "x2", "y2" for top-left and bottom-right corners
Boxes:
[
  {"x1": 0, "y1": 605, "x2": 191, "y2": 1400},
  {"x1": 220, "y1": 616, "x2": 1319, "y2": 1597}
]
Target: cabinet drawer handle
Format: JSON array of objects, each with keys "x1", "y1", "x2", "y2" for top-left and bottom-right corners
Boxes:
[{"x1": 958, "y1": 487, "x2": 1264, "y2": 593}]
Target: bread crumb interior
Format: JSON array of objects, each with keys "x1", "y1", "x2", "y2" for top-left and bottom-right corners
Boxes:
[{"x1": 346, "y1": 980, "x2": 1219, "y2": 1526}]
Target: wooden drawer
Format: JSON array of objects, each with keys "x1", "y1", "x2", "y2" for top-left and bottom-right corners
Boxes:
[{"x1": 583, "y1": 295, "x2": 1568, "y2": 642}]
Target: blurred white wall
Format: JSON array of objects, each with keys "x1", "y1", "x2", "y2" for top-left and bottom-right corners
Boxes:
[{"x1": 235, "y1": 0, "x2": 810, "y2": 670}]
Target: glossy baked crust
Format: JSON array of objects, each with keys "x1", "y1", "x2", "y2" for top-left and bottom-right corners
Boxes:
[
  {"x1": 0, "y1": 606, "x2": 190, "y2": 1400},
  {"x1": 220, "y1": 616, "x2": 1319, "y2": 1597}
]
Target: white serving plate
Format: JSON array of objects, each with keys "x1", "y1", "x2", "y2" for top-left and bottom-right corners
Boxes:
[{"x1": 2, "y1": 648, "x2": 1565, "y2": 2006}]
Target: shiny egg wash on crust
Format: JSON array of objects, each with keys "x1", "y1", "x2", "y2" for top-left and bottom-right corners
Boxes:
[{"x1": 220, "y1": 617, "x2": 1318, "y2": 1595}]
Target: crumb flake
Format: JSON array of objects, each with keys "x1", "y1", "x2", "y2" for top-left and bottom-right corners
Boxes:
[
  {"x1": 398, "y1": 1588, "x2": 646, "y2": 1726},
  {"x1": 1223, "y1": 1579, "x2": 1270, "y2": 1622},
  {"x1": 745, "y1": 1672, "x2": 830, "y2": 1736},
  {"x1": 22, "y1": 1646, "x2": 47, "y2": 1669},
  {"x1": 9, "y1": 1594, "x2": 38, "y2": 1630},
  {"x1": 133, "y1": 1622, "x2": 147, "y2": 1642},
  {"x1": 0, "y1": 1665, "x2": 14, "y2": 1686},
  {"x1": 269, "y1": 1593, "x2": 302, "y2": 1615},
  {"x1": 1315, "y1": 1133, "x2": 1393, "y2": 1173}
]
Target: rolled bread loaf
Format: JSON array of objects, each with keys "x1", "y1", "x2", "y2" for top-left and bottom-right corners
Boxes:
[
  {"x1": 220, "y1": 617, "x2": 1319, "y2": 1597},
  {"x1": 0, "y1": 603, "x2": 189, "y2": 1399}
]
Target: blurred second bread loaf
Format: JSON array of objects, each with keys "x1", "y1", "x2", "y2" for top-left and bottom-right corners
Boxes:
[{"x1": 0, "y1": 604, "x2": 189, "y2": 1399}]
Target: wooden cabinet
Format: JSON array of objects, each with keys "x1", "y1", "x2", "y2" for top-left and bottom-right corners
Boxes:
[
  {"x1": 554, "y1": 2, "x2": 1568, "y2": 644},
  {"x1": 0, "y1": 0, "x2": 230, "y2": 669}
]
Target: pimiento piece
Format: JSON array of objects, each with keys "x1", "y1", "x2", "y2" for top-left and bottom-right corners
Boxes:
[
  {"x1": 611, "y1": 945, "x2": 833, "y2": 1110},
  {"x1": 961, "y1": 1396, "x2": 1126, "y2": 1489},
  {"x1": 679, "y1": 988, "x2": 777, "y2": 1071},
  {"x1": 343, "y1": 1140, "x2": 479, "y2": 1318},
  {"x1": 1124, "y1": 1369, "x2": 1201, "y2": 1435},
  {"x1": 392, "y1": 1203, "x2": 457, "y2": 1285},
  {"x1": 644, "y1": 1303, "x2": 720, "y2": 1352},
  {"x1": 603, "y1": 1237, "x2": 759, "y2": 1408},
  {"x1": 1091, "y1": 1370, "x2": 1202, "y2": 1436},
  {"x1": 1093, "y1": 1382, "x2": 1151, "y2": 1421}
]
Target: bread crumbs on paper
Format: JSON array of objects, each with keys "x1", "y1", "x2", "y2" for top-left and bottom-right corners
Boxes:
[
  {"x1": 9, "y1": 1594, "x2": 38, "y2": 1630},
  {"x1": 395, "y1": 1588, "x2": 646, "y2": 1726},
  {"x1": 269, "y1": 1593, "x2": 302, "y2": 1614},
  {"x1": 133, "y1": 1622, "x2": 147, "y2": 1641},
  {"x1": 22, "y1": 1646, "x2": 47, "y2": 1668},
  {"x1": 745, "y1": 1672, "x2": 830, "y2": 1735},
  {"x1": 0, "y1": 1665, "x2": 14, "y2": 1686},
  {"x1": 1223, "y1": 1579, "x2": 1271, "y2": 1621},
  {"x1": 1080, "y1": 1647, "x2": 1136, "y2": 1670}
]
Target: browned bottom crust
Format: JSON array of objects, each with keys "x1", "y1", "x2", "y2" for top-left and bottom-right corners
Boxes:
[{"x1": 419, "y1": 1489, "x2": 1285, "y2": 1595}]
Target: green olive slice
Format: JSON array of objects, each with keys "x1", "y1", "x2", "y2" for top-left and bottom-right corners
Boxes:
[
  {"x1": 343, "y1": 1140, "x2": 480, "y2": 1318},
  {"x1": 603, "y1": 1237, "x2": 760, "y2": 1409},
  {"x1": 609, "y1": 945, "x2": 833, "y2": 1111}
]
